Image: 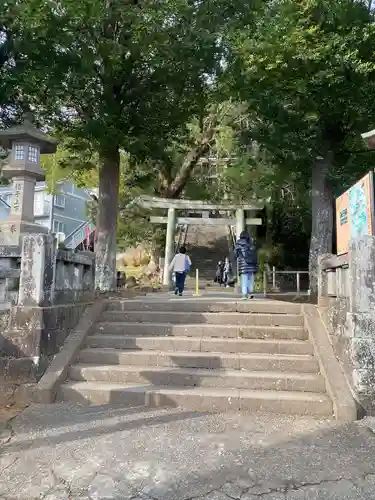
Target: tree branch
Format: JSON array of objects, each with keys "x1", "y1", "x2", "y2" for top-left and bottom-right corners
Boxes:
[{"x1": 162, "y1": 129, "x2": 215, "y2": 198}]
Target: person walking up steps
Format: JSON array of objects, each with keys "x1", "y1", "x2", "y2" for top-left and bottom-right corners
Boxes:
[
  {"x1": 223, "y1": 256, "x2": 232, "y2": 287},
  {"x1": 215, "y1": 260, "x2": 224, "y2": 286},
  {"x1": 169, "y1": 246, "x2": 192, "y2": 296},
  {"x1": 234, "y1": 231, "x2": 258, "y2": 299}
]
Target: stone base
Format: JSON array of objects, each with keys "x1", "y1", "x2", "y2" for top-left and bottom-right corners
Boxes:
[
  {"x1": 3, "y1": 303, "x2": 91, "y2": 360},
  {"x1": 0, "y1": 220, "x2": 49, "y2": 245},
  {"x1": 0, "y1": 356, "x2": 38, "y2": 383},
  {"x1": 0, "y1": 356, "x2": 38, "y2": 408}
]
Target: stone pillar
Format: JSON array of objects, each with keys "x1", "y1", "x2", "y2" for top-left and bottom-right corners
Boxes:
[
  {"x1": 236, "y1": 209, "x2": 245, "y2": 240},
  {"x1": 247, "y1": 210, "x2": 256, "y2": 238},
  {"x1": 18, "y1": 234, "x2": 56, "y2": 307},
  {"x1": 163, "y1": 208, "x2": 176, "y2": 286},
  {"x1": 347, "y1": 236, "x2": 375, "y2": 410},
  {"x1": 9, "y1": 176, "x2": 36, "y2": 223}
]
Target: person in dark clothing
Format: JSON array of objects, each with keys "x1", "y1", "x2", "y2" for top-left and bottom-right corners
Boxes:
[
  {"x1": 215, "y1": 261, "x2": 224, "y2": 286},
  {"x1": 223, "y1": 257, "x2": 232, "y2": 287},
  {"x1": 234, "y1": 231, "x2": 258, "y2": 299}
]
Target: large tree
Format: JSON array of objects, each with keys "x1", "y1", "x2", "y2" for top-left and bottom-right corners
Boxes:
[
  {"x1": 226, "y1": 0, "x2": 375, "y2": 295},
  {"x1": 7, "y1": 0, "x2": 244, "y2": 289}
]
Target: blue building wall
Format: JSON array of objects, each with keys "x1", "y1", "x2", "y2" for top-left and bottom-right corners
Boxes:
[
  {"x1": 0, "y1": 198, "x2": 10, "y2": 221},
  {"x1": 0, "y1": 181, "x2": 92, "y2": 239}
]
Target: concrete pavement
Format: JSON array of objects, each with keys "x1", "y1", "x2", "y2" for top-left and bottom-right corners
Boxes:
[{"x1": 1, "y1": 404, "x2": 375, "y2": 499}]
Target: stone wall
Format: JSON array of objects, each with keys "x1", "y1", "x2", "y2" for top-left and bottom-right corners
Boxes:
[
  {"x1": 0, "y1": 245, "x2": 21, "y2": 308},
  {"x1": 54, "y1": 249, "x2": 95, "y2": 303},
  {"x1": 0, "y1": 234, "x2": 95, "y2": 390},
  {"x1": 0, "y1": 308, "x2": 37, "y2": 407},
  {"x1": 5, "y1": 302, "x2": 91, "y2": 367},
  {"x1": 318, "y1": 236, "x2": 375, "y2": 413}
]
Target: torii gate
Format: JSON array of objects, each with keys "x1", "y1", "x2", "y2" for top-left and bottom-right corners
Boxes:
[{"x1": 136, "y1": 196, "x2": 264, "y2": 285}]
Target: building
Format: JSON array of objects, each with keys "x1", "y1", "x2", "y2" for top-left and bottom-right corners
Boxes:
[
  {"x1": 0, "y1": 181, "x2": 95, "y2": 249},
  {"x1": 0, "y1": 197, "x2": 10, "y2": 220}
]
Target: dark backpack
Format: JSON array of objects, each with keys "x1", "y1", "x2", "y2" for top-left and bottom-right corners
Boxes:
[{"x1": 241, "y1": 243, "x2": 256, "y2": 265}]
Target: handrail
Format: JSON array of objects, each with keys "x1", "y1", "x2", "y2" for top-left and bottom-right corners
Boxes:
[
  {"x1": 174, "y1": 225, "x2": 183, "y2": 254},
  {"x1": 64, "y1": 220, "x2": 87, "y2": 241},
  {"x1": 318, "y1": 254, "x2": 349, "y2": 299},
  {"x1": 320, "y1": 253, "x2": 349, "y2": 271},
  {"x1": 181, "y1": 224, "x2": 188, "y2": 247},
  {"x1": 263, "y1": 267, "x2": 309, "y2": 297},
  {"x1": 229, "y1": 225, "x2": 236, "y2": 249},
  {"x1": 174, "y1": 223, "x2": 188, "y2": 253},
  {"x1": 227, "y1": 225, "x2": 239, "y2": 286},
  {"x1": 64, "y1": 220, "x2": 96, "y2": 249}
]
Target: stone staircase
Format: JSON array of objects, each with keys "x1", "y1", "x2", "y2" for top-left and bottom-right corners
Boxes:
[
  {"x1": 185, "y1": 225, "x2": 231, "y2": 281},
  {"x1": 58, "y1": 297, "x2": 333, "y2": 417}
]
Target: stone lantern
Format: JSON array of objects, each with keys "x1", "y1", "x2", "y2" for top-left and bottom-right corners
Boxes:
[{"x1": 0, "y1": 113, "x2": 57, "y2": 245}]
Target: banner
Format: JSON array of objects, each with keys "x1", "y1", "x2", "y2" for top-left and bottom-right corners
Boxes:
[{"x1": 336, "y1": 171, "x2": 375, "y2": 255}]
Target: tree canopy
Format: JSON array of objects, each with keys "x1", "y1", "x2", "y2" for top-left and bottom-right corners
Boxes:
[
  {"x1": 2, "y1": 0, "x2": 375, "y2": 292},
  {"x1": 4, "y1": 0, "x2": 243, "y2": 289},
  {"x1": 224, "y1": 0, "x2": 375, "y2": 293}
]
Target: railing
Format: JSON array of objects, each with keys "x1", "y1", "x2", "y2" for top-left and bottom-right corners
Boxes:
[
  {"x1": 0, "y1": 246, "x2": 21, "y2": 309},
  {"x1": 262, "y1": 268, "x2": 309, "y2": 297},
  {"x1": 182, "y1": 224, "x2": 188, "y2": 247},
  {"x1": 2, "y1": 234, "x2": 96, "y2": 362},
  {"x1": 318, "y1": 254, "x2": 349, "y2": 301},
  {"x1": 228, "y1": 225, "x2": 236, "y2": 249},
  {"x1": 54, "y1": 249, "x2": 95, "y2": 303},
  {"x1": 64, "y1": 220, "x2": 96, "y2": 250},
  {"x1": 226, "y1": 227, "x2": 309, "y2": 296},
  {"x1": 174, "y1": 224, "x2": 188, "y2": 253},
  {"x1": 228, "y1": 225, "x2": 239, "y2": 283},
  {"x1": 0, "y1": 238, "x2": 96, "y2": 310}
]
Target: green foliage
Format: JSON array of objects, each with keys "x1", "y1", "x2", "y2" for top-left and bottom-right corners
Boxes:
[
  {"x1": 11, "y1": 0, "x2": 234, "y2": 155},
  {"x1": 228, "y1": 0, "x2": 375, "y2": 170},
  {"x1": 4, "y1": 0, "x2": 375, "y2": 278},
  {"x1": 218, "y1": 0, "x2": 375, "y2": 278},
  {"x1": 114, "y1": 101, "x2": 251, "y2": 250}
]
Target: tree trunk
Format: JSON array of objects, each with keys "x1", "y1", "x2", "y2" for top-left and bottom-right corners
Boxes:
[
  {"x1": 309, "y1": 153, "x2": 334, "y2": 298},
  {"x1": 162, "y1": 126, "x2": 215, "y2": 199},
  {"x1": 95, "y1": 146, "x2": 120, "y2": 291},
  {"x1": 162, "y1": 143, "x2": 210, "y2": 199},
  {"x1": 265, "y1": 193, "x2": 276, "y2": 249}
]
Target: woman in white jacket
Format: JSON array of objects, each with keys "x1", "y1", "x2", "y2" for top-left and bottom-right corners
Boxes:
[{"x1": 169, "y1": 246, "x2": 192, "y2": 296}]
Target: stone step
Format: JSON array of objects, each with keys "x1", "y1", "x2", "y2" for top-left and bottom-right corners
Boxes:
[
  {"x1": 184, "y1": 286, "x2": 235, "y2": 292},
  {"x1": 100, "y1": 311, "x2": 304, "y2": 327},
  {"x1": 106, "y1": 300, "x2": 301, "y2": 315},
  {"x1": 86, "y1": 335, "x2": 313, "y2": 355},
  {"x1": 94, "y1": 322, "x2": 308, "y2": 340},
  {"x1": 59, "y1": 382, "x2": 333, "y2": 416},
  {"x1": 69, "y1": 364, "x2": 326, "y2": 392},
  {"x1": 78, "y1": 349, "x2": 319, "y2": 373}
]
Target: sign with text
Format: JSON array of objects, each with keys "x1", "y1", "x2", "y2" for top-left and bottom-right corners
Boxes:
[{"x1": 336, "y1": 171, "x2": 375, "y2": 255}]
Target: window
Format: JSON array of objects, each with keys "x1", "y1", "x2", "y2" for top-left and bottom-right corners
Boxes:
[
  {"x1": 39, "y1": 220, "x2": 49, "y2": 228},
  {"x1": 53, "y1": 220, "x2": 65, "y2": 234},
  {"x1": 28, "y1": 145, "x2": 38, "y2": 163},
  {"x1": 14, "y1": 144, "x2": 24, "y2": 161},
  {"x1": 34, "y1": 192, "x2": 45, "y2": 216},
  {"x1": 54, "y1": 194, "x2": 66, "y2": 208}
]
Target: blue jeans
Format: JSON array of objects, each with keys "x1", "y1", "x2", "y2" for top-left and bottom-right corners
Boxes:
[
  {"x1": 241, "y1": 273, "x2": 254, "y2": 296},
  {"x1": 175, "y1": 272, "x2": 186, "y2": 294}
]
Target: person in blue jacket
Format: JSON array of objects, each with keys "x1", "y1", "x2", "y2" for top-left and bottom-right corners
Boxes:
[{"x1": 234, "y1": 231, "x2": 258, "y2": 299}]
